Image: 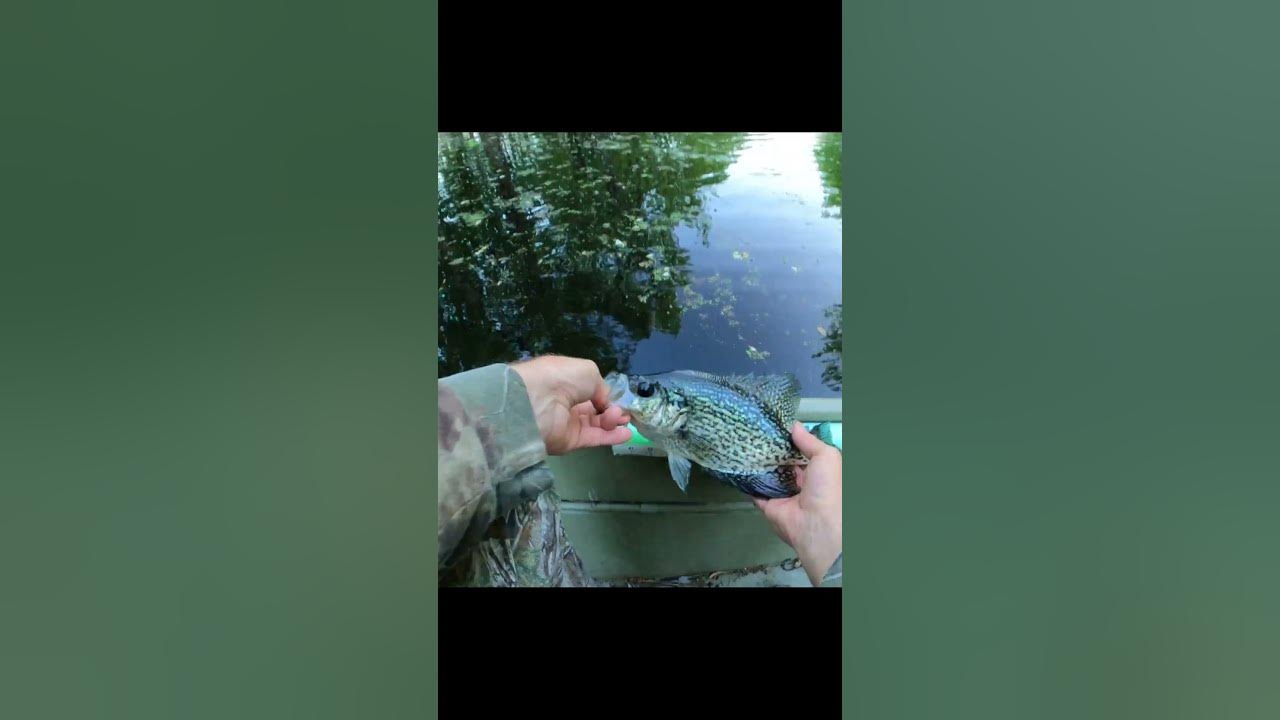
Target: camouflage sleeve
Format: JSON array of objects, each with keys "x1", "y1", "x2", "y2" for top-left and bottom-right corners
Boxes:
[
  {"x1": 819, "y1": 552, "x2": 843, "y2": 588},
  {"x1": 437, "y1": 363, "x2": 554, "y2": 569}
]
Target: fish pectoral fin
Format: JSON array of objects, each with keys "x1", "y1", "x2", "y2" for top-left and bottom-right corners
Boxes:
[{"x1": 667, "y1": 454, "x2": 693, "y2": 493}]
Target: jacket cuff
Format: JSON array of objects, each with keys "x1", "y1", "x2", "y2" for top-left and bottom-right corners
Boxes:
[{"x1": 437, "y1": 363, "x2": 551, "y2": 567}]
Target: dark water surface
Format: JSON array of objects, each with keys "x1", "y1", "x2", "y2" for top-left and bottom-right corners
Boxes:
[{"x1": 438, "y1": 132, "x2": 842, "y2": 396}]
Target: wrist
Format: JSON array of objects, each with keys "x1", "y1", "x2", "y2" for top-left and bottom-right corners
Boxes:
[{"x1": 799, "y1": 515, "x2": 842, "y2": 587}]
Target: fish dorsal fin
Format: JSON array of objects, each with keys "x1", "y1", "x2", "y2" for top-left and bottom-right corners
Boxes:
[{"x1": 681, "y1": 371, "x2": 801, "y2": 428}]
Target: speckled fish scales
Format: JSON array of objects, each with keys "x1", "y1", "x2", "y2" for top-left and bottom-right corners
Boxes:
[{"x1": 605, "y1": 369, "x2": 820, "y2": 499}]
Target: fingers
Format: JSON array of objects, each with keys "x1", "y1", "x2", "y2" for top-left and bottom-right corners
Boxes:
[
  {"x1": 597, "y1": 405, "x2": 630, "y2": 431},
  {"x1": 569, "y1": 402, "x2": 633, "y2": 448},
  {"x1": 571, "y1": 401, "x2": 630, "y2": 430},
  {"x1": 577, "y1": 424, "x2": 633, "y2": 448},
  {"x1": 791, "y1": 421, "x2": 833, "y2": 459},
  {"x1": 753, "y1": 495, "x2": 797, "y2": 547}
]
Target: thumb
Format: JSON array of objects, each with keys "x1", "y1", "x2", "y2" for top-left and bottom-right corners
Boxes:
[
  {"x1": 790, "y1": 421, "x2": 831, "y2": 459},
  {"x1": 589, "y1": 377, "x2": 611, "y2": 413}
]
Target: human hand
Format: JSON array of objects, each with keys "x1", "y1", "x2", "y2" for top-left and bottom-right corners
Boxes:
[
  {"x1": 510, "y1": 355, "x2": 633, "y2": 455},
  {"x1": 754, "y1": 422, "x2": 843, "y2": 586}
]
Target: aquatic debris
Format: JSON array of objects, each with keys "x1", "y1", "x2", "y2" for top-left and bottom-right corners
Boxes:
[
  {"x1": 732, "y1": 250, "x2": 751, "y2": 261},
  {"x1": 817, "y1": 326, "x2": 827, "y2": 337},
  {"x1": 680, "y1": 287, "x2": 706, "y2": 311},
  {"x1": 459, "y1": 211, "x2": 487, "y2": 227},
  {"x1": 745, "y1": 345, "x2": 770, "y2": 361}
]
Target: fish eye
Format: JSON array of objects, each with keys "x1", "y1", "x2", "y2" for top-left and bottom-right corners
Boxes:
[{"x1": 636, "y1": 381, "x2": 655, "y2": 397}]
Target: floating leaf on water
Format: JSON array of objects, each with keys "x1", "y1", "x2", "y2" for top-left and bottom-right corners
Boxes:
[
  {"x1": 448, "y1": 257, "x2": 466, "y2": 266},
  {"x1": 731, "y1": 250, "x2": 751, "y2": 261},
  {"x1": 460, "y1": 212, "x2": 487, "y2": 226},
  {"x1": 745, "y1": 345, "x2": 771, "y2": 361},
  {"x1": 791, "y1": 266, "x2": 801, "y2": 273},
  {"x1": 817, "y1": 326, "x2": 827, "y2": 337}
]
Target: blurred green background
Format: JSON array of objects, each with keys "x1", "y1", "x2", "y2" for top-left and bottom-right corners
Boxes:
[
  {"x1": 847, "y1": 1, "x2": 1280, "y2": 718},
  {"x1": 2, "y1": 2, "x2": 436, "y2": 717}
]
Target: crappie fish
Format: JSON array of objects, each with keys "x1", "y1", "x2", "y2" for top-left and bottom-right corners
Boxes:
[{"x1": 604, "y1": 369, "x2": 834, "y2": 499}]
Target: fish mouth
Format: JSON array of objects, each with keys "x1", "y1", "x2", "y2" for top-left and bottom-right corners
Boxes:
[
  {"x1": 604, "y1": 371, "x2": 644, "y2": 416},
  {"x1": 604, "y1": 372, "x2": 629, "y2": 404}
]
